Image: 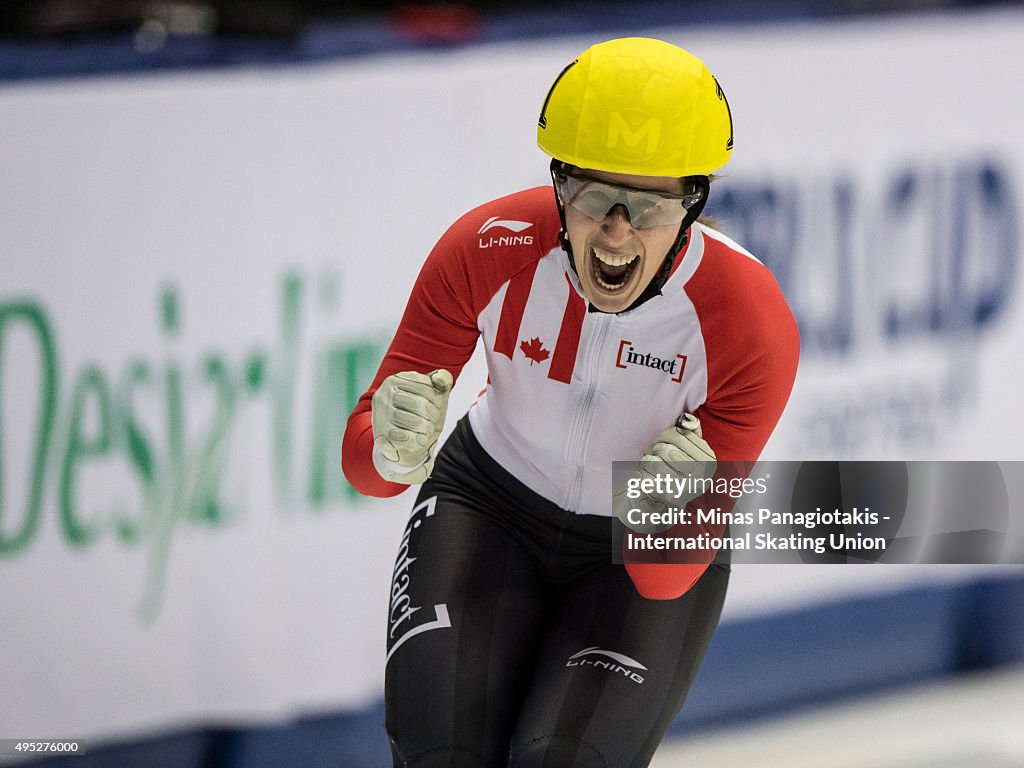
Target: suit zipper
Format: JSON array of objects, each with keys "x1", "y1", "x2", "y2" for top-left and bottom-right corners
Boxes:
[{"x1": 564, "y1": 313, "x2": 612, "y2": 510}]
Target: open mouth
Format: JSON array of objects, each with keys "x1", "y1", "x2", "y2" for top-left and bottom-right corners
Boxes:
[{"x1": 590, "y1": 247, "x2": 640, "y2": 292}]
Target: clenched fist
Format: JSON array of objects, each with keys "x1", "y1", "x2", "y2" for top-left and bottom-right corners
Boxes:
[
  {"x1": 614, "y1": 413, "x2": 717, "y2": 532},
  {"x1": 371, "y1": 369, "x2": 454, "y2": 485}
]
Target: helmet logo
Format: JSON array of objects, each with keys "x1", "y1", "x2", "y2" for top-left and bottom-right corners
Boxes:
[
  {"x1": 714, "y1": 77, "x2": 734, "y2": 152},
  {"x1": 606, "y1": 110, "x2": 662, "y2": 161},
  {"x1": 538, "y1": 58, "x2": 579, "y2": 130}
]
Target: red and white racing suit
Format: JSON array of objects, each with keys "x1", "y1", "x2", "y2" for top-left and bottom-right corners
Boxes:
[{"x1": 343, "y1": 185, "x2": 799, "y2": 767}]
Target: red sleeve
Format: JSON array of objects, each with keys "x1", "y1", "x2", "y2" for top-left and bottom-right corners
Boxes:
[
  {"x1": 625, "y1": 233, "x2": 800, "y2": 600},
  {"x1": 341, "y1": 187, "x2": 560, "y2": 497},
  {"x1": 687, "y1": 240, "x2": 800, "y2": 463}
]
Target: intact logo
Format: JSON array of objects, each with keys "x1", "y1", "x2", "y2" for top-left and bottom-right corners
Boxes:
[
  {"x1": 386, "y1": 496, "x2": 452, "y2": 665},
  {"x1": 566, "y1": 647, "x2": 647, "y2": 684},
  {"x1": 615, "y1": 339, "x2": 687, "y2": 383},
  {"x1": 478, "y1": 217, "x2": 535, "y2": 249}
]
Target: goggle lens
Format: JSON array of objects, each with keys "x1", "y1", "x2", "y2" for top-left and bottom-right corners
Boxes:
[{"x1": 555, "y1": 170, "x2": 703, "y2": 229}]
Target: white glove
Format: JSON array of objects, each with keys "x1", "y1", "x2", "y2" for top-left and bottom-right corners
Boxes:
[
  {"x1": 371, "y1": 369, "x2": 454, "y2": 485},
  {"x1": 614, "y1": 413, "x2": 717, "y2": 532}
]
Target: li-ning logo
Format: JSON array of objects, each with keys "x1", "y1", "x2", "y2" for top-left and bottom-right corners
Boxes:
[
  {"x1": 616, "y1": 339, "x2": 687, "y2": 383},
  {"x1": 386, "y1": 496, "x2": 452, "y2": 665},
  {"x1": 566, "y1": 647, "x2": 647, "y2": 684},
  {"x1": 478, "y1": 217, "x2": 535, "y2": 249}
]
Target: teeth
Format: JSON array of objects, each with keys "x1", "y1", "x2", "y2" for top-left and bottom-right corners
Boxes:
[
  {"x1": 591, "y1": 248, "x2": 640, "y2": 291},
  {"x1": 596, "y1": 273, "x2": 624, "y2": 291},
  {"x1": 593, "y1": 247, "x2": 637, "y2": 267}
]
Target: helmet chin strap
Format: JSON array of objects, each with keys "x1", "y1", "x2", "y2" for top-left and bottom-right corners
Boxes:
[{"x1": 550, "y1": 160, "x2": 710, "y2": 313}]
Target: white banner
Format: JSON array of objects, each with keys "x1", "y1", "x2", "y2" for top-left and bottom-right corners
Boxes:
[{"x1": 2, "y1": 7, "x2": 1023, "y2": 742}]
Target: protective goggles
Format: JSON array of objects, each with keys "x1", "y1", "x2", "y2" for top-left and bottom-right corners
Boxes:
[{"x1": 552, "y1": 166, "x2": 705, "y2": 230}]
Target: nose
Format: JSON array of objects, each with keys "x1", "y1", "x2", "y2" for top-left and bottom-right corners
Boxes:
[{"x1": 600, "y1": 204, "x2": 635, "y2": 242}]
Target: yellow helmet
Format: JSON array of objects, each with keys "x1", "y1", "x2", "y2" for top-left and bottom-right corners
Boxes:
[{"x1": 537, "y1": 37, "x2": 733, "y2": 178}]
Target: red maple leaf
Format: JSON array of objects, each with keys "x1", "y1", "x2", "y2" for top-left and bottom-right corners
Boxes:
[{"x1": 520, "y1": 337, "x2": 550, "y2": 365}]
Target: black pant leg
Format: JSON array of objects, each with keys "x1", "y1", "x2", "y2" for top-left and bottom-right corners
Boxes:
[
  {"x1": 508, "y1": 563, "x2": 729, "y2": 768},
  {"x1": 384, "y1": 488, "x2": 551, "y2": 768}
]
